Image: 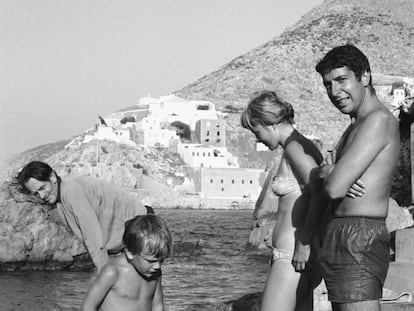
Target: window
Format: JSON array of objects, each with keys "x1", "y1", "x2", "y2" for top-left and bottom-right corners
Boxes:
[
  {"x1": 210, "y1": 179, "x2": 213, "y2": 183},
  {"x1": 217, "y1": 131, "x2": 220, "y2": 136},
  {"x1": 241, "y1": 180, "x2": 244, "y2": 184},
  {"x1": 221, "y1": 179, "x2": 223, "y2": 184},
  {"x1": 250, "y1": 180, "x2": 253, "y2": 184}
]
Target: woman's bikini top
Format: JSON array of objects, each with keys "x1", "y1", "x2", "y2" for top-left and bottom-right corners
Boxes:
[{"x1": 271, "y1": 153, "x2": 302, "y2": 196}]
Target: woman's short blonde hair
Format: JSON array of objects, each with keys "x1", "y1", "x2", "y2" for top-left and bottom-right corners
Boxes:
[{"x1": 241, "y1": 90, "x2": 294, "y2": 131}]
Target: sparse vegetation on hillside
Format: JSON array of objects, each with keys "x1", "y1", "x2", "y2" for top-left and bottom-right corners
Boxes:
[
  {"x1": 174, "y1": 0, "x2": 414, "y2": 204},
  {"x1": 175, "y1": 0, "x2": 414, "y2": 170},
  {"x1": 0, "y1": 139, "x2": 72, "y2": 181},
  {"x1": 3, "y1": 0, "x2": 413, "y2": 204}
]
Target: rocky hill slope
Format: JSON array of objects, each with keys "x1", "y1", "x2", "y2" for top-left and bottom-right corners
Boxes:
[
  {"x1": 176, "y1": 0, "x2": 414, "y2": 165},
  {"x1": 2, "y1": 0, "x2": 414, "y2": 198}
]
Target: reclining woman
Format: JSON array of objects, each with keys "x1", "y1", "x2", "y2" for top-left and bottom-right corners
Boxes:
[{"x1": 241, "y1": 90, "x2": 326, "y2": 311}]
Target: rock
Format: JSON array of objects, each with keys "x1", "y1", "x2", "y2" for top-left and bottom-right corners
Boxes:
[
  {"x1": 52, "y1": 250, "x2": 74, "y2": 264},
  {"x1": 386, "y1": 198, "x2": 414, "y2": 232},
  {"x1": 231, "y1": 292, "x2": 262, "y2": 311},
  {"x1": 213, "y1": 292, "x2": 261, "y2": 311},
  {"x1": 0, "y1": 234, "x2": 27, "y2": 262},
  {"x1": 0, "y1": 198, "x2": 87, "y2": 271}
]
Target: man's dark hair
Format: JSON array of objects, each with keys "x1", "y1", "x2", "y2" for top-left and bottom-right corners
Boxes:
[
  {"x1": 17, "y1": 161, "x2": 54, "y2": 189},
  {"x1": 316, "y1": 44, "x2": 371, "y2": 84}
]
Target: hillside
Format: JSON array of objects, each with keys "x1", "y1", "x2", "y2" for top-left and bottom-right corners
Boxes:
[
  {"x1": 2, "y1": 0, "x2": 413, "y2": 200},
  {"x1": 176, "y1": 0, "x2": 414, "y2": 166},
  {"x1": 0, "y1": 140, "x2": 71, "y2": 182}
]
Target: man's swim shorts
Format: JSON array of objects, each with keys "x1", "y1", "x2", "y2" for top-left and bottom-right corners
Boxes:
[{"x1": 319, "y1": 216, "x2": 390, "y2": 303}]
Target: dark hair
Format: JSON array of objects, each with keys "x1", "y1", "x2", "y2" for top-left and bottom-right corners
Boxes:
[
  {"x1": 17, "y1": 161, "x2": 54, "y2": 189},
  {"x1": 315, "y1": 44, "x2": 371, "y2": 84},
  {"x1": 240, "y1": 90, "x2": 294, "y2": 131},
  {"x1": 123, "y1": 214, "x2": 172, "y2": 260}
]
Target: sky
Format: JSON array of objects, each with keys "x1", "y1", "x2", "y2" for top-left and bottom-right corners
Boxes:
[{"x1": 0, "y1": 0, "x2": 324, "y2": 161}]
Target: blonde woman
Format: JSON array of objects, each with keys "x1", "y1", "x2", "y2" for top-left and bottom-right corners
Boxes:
[{"x1": 241, "y1": 90, "x2": 325, "y2": 311}]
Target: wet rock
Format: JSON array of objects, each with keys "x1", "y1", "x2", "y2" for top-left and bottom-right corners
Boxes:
[
  {"x1": 212, "y1": 292, "x2": 261, "y2": 311},
  {"x1": 229, "y1": 292, "x2": 262, "y2": 311}
]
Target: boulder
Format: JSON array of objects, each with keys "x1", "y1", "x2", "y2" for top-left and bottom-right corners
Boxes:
[
  {"x1": 0, "y1": 198, "x2": 88, "y2": 271},
  {"x1": 386, "y1": 198, "x2": 414, "y2": 233}
]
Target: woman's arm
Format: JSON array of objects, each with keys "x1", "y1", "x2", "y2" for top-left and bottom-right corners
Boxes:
[
  {"x1": 292, "y1": 168, "x2": 329, "y2": 271},
  {"x1": 286, "y1": 141, "x2": 327, "y2": 271}
]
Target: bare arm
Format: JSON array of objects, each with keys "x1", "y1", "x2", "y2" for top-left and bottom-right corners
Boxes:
[
  {"x1": 81, "y1": 264, "x2": 118, "y2": 311},
  {"x1": 292, "y1": 168, "x2": 329, "y2": 271},
  {"x1": 324, "y1": 112, "x2": 391, "y2": 200},
  {"x1": 287, "y1": 143, "x2": 327, "y2": 271},
  {"x1": 152, "y1": 274, "x2": 164, "y2": 311},
  {"x1": 319, "y1": 150, "x2": 365, "y2": 198}
]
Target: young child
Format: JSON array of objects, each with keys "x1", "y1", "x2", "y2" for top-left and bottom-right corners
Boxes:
[{"x1": 81, "y1": 214, "x2": 172, "y2": 311}]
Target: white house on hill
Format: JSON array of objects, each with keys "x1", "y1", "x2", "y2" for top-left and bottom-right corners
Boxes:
[
  {"x1": 139, "y1": 94, "x2": 218, "y2": 131},
  {"x1": 176, "y1": 143, "x2": 239, "y2": 168},
  {"x1": 137, "y1": 114, "x2": 179, "y2": 147},
  {"x1": 82, "y1": 125, "x2": 136, "y2": 146}
]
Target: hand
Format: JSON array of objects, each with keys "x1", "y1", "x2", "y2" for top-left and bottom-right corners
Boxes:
[
  {"x1": 318, "y1": 164, "x2": 334, "y2": 179},
  {"x1": 292, "y1": 240, "x2": 311, "y2": 272},
  {"x1": 346, "y1": 179, "x2": 365, "y2": 199},
  {"x1": 318, "y1": 149, "x2": 336, "y2": 179},
  {"x1": 324, "y1": 149, "x2": 336, "y2": 165}
]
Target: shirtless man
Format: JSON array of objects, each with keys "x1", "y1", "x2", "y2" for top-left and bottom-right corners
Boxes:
[{"x1": 315, "y1": 45, "x2": 400, "y2": 311}]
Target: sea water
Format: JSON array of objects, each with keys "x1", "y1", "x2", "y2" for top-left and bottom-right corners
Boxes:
[{"x1": 0, "y1": 209, "x2": 269, "y2": 311}]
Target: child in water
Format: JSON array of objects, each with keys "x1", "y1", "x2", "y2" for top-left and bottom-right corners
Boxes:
[{"x1": 81, "y1": 214, "x2": 172, "y2": 311}]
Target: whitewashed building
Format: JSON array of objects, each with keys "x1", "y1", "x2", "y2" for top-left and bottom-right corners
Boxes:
[
  {"x1": 82, "y1": 125, "x2": 136, "y2": 146},
  {"x1": 137, "y1": 114, "x2": 179, "y2": 147},
  {"x1": 177, "y1": 143, "x2": 239, "y2": 168},
  {"x1": 139, "y1": 94, "x2": 218, "y2": 131},
  {"x1": 193, "y1": 167, "x2": 265, "y2": 199}
]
